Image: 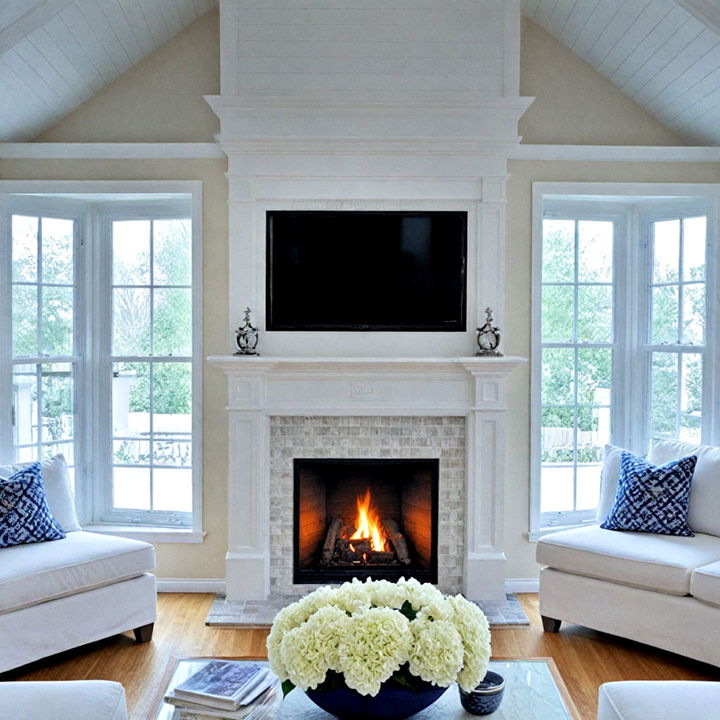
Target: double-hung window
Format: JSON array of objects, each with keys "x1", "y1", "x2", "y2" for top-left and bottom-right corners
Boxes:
[
  {"x1": 532, "y1": 186, "x2": 717, "y2": 536},
  {"x1": 0, "y1": 187, "x2": 201, "y2": 536}
]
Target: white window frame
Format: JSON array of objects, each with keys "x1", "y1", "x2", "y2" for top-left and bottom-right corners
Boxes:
[
  {"x1": 531, "y1": 182, "x2": 720, "y2": 539},
  {"x1": 0, "y1": 181, "x2": 204, "y2": 543}
]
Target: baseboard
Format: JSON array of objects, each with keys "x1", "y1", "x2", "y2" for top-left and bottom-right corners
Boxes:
[
  {"x1": 505, "y1": 578, "x2": 539, "y2": 594},
  {"x1": 157, "y1": 578, "x2": 226, "y2": 594}
]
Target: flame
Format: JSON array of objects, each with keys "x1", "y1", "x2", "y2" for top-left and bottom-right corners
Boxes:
[{"x1": 349, "y1": 488, "x2": 388, "y2": 552}]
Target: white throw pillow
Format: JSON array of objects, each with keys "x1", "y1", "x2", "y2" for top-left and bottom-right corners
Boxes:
[
  {"x1": 0, "y1": 455, "x2": 81, "y2": 533},
  {"x1": 595, "y1": 444, "x2": 625, "y2": 523},
  {"x1": 648, "y1": 440, "x2": 720, "y2": 537}
]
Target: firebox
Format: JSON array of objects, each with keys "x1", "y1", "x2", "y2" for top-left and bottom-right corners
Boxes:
[{"x1": 293, "y1": 458, "x2": 439, "y2": 584}]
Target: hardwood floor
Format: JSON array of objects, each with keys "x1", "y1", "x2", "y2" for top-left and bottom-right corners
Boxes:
[{"x1": 4, "y1": 593, "x2": 719, "y2": 719}]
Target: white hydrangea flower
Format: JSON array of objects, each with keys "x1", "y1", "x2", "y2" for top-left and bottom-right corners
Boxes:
[
  {"x1": 398, "y1": 576, "x2": 446, "y2": 612},
  {"x1": 367, "y1": 578, "x2": 408, "y2": 609},
  {"x1": 279, "y1": 606, "x2": 350, "y2": 689},
  {"x1": 333, "y1": 577, "x2": 372, "y2": 614},
  {"x1": 408, "y1": 618, "x2": 464, "y2": 687},
  {"x1": 338, "y1": 607, "x2": 412, "y2": 696},
  {"x1": 449, "y1": 594, "x2": 491, "y2": 691}
]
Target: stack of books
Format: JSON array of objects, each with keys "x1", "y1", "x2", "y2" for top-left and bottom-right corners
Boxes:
[{"x1": 165, "y1": 660, "x2": 280, "y2": 720}]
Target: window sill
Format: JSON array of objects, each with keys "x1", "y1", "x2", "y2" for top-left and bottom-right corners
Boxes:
[
  {"x1": 527, "y1": 522, "x2": 597, "y2": 542},
  {"x1": 82, "y1": 524, "x2": 206, "y2": 544}
]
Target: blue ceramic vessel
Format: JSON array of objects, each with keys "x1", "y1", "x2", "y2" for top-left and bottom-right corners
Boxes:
[
  {"x1": 305, "y1": 679, "x2": 449, "y2": 719},
  {"x1": 458, "y1": 671, "x2": 505, "y2": 715}
]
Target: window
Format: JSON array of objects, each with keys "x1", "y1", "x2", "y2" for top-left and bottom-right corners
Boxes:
[
  {"x1": 532, "y1": 186, "x2": 718, "y2": 536},
  {"x1": 0, "y1": 187, "x2": 201, "y2": 536}
]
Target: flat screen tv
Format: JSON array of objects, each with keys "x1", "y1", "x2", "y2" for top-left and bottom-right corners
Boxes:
[{"x1": 266, "y1": 211, "x2": 467, "y2": 331}]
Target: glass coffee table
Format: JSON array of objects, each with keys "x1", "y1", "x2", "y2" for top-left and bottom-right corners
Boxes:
[{"x1": 154, "y1": 657, "x2": 579, "y2": 719}]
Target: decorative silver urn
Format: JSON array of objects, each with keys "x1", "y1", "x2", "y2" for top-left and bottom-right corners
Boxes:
[
  {"x1": 475, "y1": 307, "x2": 502, "y2": 356},
  {"x1": 234, "y1": 307, "x2": 260, "y2": 356}
]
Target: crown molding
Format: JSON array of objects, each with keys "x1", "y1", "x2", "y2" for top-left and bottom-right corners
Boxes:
[
  {"x1": 0, "y1": 143, "x2": 225, "y2": 159},
  {"x1": 511, "y1": 144, "x2": 720, "y2": 162}
]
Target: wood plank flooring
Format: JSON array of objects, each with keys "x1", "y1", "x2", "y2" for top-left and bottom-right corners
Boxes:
[{"x1": 4, "y1": 593, "x2": 719, "y2": 720}]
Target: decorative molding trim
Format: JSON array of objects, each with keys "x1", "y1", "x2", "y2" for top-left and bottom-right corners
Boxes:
[
  {"x1": 512, "y1": 144, "x2": 720, "y2": 162},
  {"x1": 505, "y1": 578, "x2": 539, "y2": 594},
  {"x1": 82, "y1": 524, "x2": 207, "y2": 544},
  {"x1": 0, "y1": 143, "x2": 224, "y2": 159},
  {"x1": 157, "y1": 578, "x2": 226, "y2": 593}
]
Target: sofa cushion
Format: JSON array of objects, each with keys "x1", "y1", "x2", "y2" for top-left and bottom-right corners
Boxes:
[
  {"x1": 596, "y1": 444, "x2": 625, "y2": 523},
  {"x1": 536, "y1": 525, "x2": 720, "y2": 595},
  {"x1": 598, "y1": 681, "x2": 720, "y2": 720},
  {"x1": 0, "y1": 530, "x2": 155, "y2": 613},
  {"x1": 691, "y1": 561, "x2": 720, "y2": 608},
  {"x1": 648, "y1": 440, "x2": 720, "y2": 537},
  {"x1": 0, "y1": 454, "x2": 81, "y2": 533},
  {"x1": 0, "y1": 463, "x2": 66, "y2": 548},
  {"x1": 600, "y1": 451, "x2": 696, "y2": 536}
]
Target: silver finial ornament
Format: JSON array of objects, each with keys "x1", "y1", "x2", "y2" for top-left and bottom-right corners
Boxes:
[
  {"x1": 475, "y1": 307, "x2": 502, "y2": 356},
  {"x1": 234, "y1": 307, "x2": 260, "y2": 355}
]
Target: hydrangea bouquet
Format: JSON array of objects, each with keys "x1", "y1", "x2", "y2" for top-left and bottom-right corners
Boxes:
[{"x1": 267, "y1": 578, "x2": 491, "y2": 699}]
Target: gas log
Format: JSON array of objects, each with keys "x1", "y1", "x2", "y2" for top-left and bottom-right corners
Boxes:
[{"x1": 319, "y1": 517, "x2": 413, "y2": 567}]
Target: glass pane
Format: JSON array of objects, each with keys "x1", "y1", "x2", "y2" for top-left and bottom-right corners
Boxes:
[
  {"x1": 651, "y1": 352, "x2": 678, "y2": 438},
  {"x1": 153, "y1": 468, "x2": 192, "y2": 512},
  {"x1": 113, "y1": 466, "x2": 150, "y2": 510},
  {"x1": 577, "y1": 348, "x2": 612, "y2": 405},
  {"x1": 576, "y1": 464, "x2": 602, "y2": 510},
  {"x1": 154, "y1": 288, "x2": 192, "y2": 356},
  {"x1": 42, "y1": 217, "x2": 74, "y2": 284},
  {"x1": 578, "y1": 221, "x2": 613, "y2": 282},
  {"x1": 540, "y1": 465, "x2": 574, "y2": 513},
  {"x1": 153, "y1": 438, "x2": 192, "y2": 466},
  {"x1": 153, "y1": 362, "x2": 191, "y2": 433},
  {"x1": 13, "y1": 365, "x2": 37, "y2": 446},
  {"x1": 542, "y1": 219, "x2": 574, "y2": 282},
  {"x1": 41, "y1": 363, "x2": 73, "y2": 443},
  {"x1": 154, "y1": 218, "x2": 191, "y2": 285},
  {"x1": 541, "y1": 407, "x2": 574, "y2": 463},
  {"x1": 16, "y1": 445, "x2": 37, "y2": 463},
  {"x1": 12, "y1": 215, "x2": 38, "y2": 282},
  {"x1": 12, "y1": 284, "x2": 38, "y2": 357},
  {"x1": 653, "y1": 220, "x2": 680, "y2": 283},
  {"x1": 113, "y1": 288, "x2": 150, "y2": 355},
  {"x1": 576, "y1": 406, "x2": 609, "y2": 463},
  {"x1": 42, "y1": 286, "x2": 73, "y2": 356},
  {"x1": 542, "y1": 348, "x2": 574, "y2": 405},
  {"x1": 682, "y1": 283, "x2": 704, "y2": 345},
  {"x1": 113, "y1": 220, "x2": 150, "y2": 285},
  {"x1": 680, "y1": 353, "x2": 702, "y2": 443},
  {"x1": 42, "y1": 441, "x2": 74, "y2": 462},
  {"x1": 683, "y1": 217, "x2": 706, "y2": 281},
  {"x1": 541, "y1": 285, "x2": 573, "y2": 343},
  {"x1": 113, "y1": 362, "x2": 150, "y2": 435},
  {"x1": 652, "y1": 285, "x2": 679, "y2": 344},
  {"x1": 577, "y1": 285, "x2": 612, "y2": 343},
  {"x1": 113, "y1": 438, "x2": 151, "y2": 465}
]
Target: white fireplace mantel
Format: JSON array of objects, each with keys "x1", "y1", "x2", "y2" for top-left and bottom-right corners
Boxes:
[{"x1": 208, "y1": 354, "x2": 526, "y2": 603}]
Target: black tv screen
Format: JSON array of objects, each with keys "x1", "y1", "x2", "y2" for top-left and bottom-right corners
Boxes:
[{"x1": 266, "y1": 211, "x2": 467, "y2": 331}]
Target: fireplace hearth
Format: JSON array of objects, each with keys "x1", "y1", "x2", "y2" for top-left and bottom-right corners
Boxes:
[{"x1": 294, "y1": 459, "x2": 438, "y2": 584}]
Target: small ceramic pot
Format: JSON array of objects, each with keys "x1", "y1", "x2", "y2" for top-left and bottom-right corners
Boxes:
[{"x1": 458, "y1": 671, "x2": 505, "y2": 715}]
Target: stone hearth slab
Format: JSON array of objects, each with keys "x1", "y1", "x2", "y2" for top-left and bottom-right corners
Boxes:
[{"x1": 205, "y1": 593, "x2": 529, "y2": 628}]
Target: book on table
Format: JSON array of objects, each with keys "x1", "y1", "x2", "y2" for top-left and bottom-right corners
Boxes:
[
  {"x1": 164, "y1": 660, "x2": 275, "y2": 712},
  {"x1": 169, "y1": 681, "x2": 281, "y2": 720}
]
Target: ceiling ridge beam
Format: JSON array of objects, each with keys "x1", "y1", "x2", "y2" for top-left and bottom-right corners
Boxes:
[
  {"x1": 0, "y1": 0, "x2": 73, "y2": 57},
  {"x1": 674, "y1": 0, "x2": 720, "y2": 36}
]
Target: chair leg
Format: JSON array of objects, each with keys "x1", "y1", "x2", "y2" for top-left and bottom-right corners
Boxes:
[
  {"x1": 541, "y1": 615, "x2": 562, "y2": 633},
  {"x1": 133, "y1": 623, "x2": 154, "y2": 643}
]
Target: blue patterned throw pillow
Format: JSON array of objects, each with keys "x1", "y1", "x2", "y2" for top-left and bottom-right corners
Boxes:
[
  {"x1": 601, "y1": 451, "x2": 697, "y2": 536},
  {"x1": 0, "y1": 462, "x2": 66, "y2": 548}
]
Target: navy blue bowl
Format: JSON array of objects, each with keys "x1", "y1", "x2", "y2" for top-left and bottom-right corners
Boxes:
[{"x1": 458, "y1": 671, "x2": 505, "y2": 715}]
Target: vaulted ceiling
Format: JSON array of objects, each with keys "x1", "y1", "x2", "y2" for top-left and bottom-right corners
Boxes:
[
  {"x1": 1, "y1": 0, "x2": 719, "y2": 145},
  {"x1": 523, "y1": 0, "x2": 720, "y2": 145}
]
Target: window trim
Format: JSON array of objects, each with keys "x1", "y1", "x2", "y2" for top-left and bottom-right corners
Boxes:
[
  {"x1": 531, "y1": 182, "x2": 720, "y2": 537},
  {"x1": 0, "y1": 181, "x2": 204, "y2": 539}
]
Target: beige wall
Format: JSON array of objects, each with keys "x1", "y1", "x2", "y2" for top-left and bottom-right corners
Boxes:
[{"x1": 2, "y1": 11, "x2": 719, "y2": 583}]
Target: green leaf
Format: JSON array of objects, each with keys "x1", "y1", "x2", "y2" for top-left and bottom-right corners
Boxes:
[
  {"x1": 281, "y1": 680, "x2": 296, "y2": 697},
  {"x1": 399, "y1": 600, "x2": 418, "y2": 622}
]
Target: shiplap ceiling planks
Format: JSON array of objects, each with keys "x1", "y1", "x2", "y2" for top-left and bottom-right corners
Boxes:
[
  {"x1": 0, "y1": 0, "x2": 217, "y2": 141},
  {"x1": 523, "y1": 0, "x2": 720, "y2": 145}
]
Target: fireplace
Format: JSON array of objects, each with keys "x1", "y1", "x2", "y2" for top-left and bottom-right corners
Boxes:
[{"x1": 294, "y1": 458, "x2": 438, "y2": 584}]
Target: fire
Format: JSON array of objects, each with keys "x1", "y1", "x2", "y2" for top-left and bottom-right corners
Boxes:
[{"x1": 349, "y1": 488, "x2": 388, "y2": 552}]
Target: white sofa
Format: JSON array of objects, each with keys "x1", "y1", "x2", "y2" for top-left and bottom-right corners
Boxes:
[
  {"x1": 0, "y1": 456, "x2": 157, "y2": 672},
  {"x1": 0, "y1": 681, "x2": 129, "y2": 720},
  {"x1": 598, "y1": 681, "x2": 720, "y2": 720},
  {"x1": 537, "y1": 441, "x2": 720, "y2": 667}
]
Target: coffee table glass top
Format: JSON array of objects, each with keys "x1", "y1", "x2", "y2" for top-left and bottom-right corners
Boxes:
[{"x1": 155, "y1": 658, "x2": 577, "y2": 719}]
